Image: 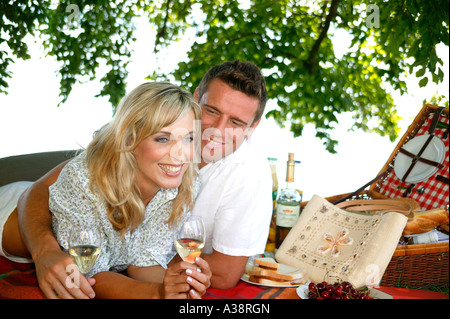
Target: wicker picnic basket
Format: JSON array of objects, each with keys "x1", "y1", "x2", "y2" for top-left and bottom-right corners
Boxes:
[{"x1": 302, "y1": 104, "x2": 449, "y2": 288}]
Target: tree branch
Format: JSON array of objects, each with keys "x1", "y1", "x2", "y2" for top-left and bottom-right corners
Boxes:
[
  {"x1": 305, "y1": 0, "x2": 340, "y2": 74},
  {"x1": 154, "y1": 0, "x2": 172, "y2": 52}
]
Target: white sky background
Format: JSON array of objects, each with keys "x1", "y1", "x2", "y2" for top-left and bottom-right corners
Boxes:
[{"x1": 0, "y1": 17, "x2": 448, "y2": 201}]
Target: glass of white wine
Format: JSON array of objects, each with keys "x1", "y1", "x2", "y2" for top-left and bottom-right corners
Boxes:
[
  {"x1": 174, "y1": 216, "x2": 205, "y2": 263},
  {"x1": 68, "y1": 225, "x2": 102, "y2": 277}
]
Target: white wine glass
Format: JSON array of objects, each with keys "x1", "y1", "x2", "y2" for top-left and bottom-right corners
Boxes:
[
  {"x1": 174, "y1": 216, "x2": 205, "y2": 263},
  {"x1": 68, "y1": 225, "x2": 102, "y2": 277}
]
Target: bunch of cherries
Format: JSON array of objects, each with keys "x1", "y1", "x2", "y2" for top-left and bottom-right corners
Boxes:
[{"x1": 308, "y1": 281, "x2": 373, "y2": 299}]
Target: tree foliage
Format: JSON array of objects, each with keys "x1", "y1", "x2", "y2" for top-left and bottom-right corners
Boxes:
[{"x1": 1, "y1": 0, "x2": 448, "y2": 153}]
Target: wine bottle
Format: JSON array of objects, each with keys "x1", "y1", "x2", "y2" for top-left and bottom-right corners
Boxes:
[{"x1": 275, "y1": 153, "x2": 302, "y2": 248}]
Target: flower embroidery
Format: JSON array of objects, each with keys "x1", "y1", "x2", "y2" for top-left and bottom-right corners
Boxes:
[{"x1": 317, "y1": 228, "x2": 353, "y2": 258}]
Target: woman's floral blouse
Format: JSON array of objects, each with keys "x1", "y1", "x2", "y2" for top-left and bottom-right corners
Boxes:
[{"x1": 49, "y1": 152, "x2": 197, "y2": 277}]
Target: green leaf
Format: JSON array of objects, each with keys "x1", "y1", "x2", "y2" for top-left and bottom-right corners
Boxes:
[
  {"x1": 418, "y1": 77, "x2": 429, "y2": 87},
  {"x1": 415, "y1": 67, "x2": 426, "y2": 78},
  {"x1": 1, "y1": 0, "x2": 448, "y2": 154}
]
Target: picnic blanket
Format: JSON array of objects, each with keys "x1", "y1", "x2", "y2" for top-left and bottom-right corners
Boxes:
[
  {"x1": 0, "y1": 256, "x2": 297, "y2": 299},
  {"x1": 1, "y1": 256, "x2": 447, "y2": 299},
  {"x1": 204, "y1": 281, "x2": 300, "y2": 299},
  {"x1": 0, "y1": 257, "x2": 45, "y2": 299}
]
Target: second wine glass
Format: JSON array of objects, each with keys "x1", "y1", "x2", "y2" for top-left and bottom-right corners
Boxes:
[
  {"x1": 68, "y1": 226, "x2": 102, "y2": 277},
  {"x1": 174, "y1": 216, "x2": 205, "y2": 263}
]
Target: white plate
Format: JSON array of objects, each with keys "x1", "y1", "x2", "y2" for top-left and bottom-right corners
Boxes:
[
  {"x1": 394, "y1": 134, "x2": 445, "y2": 184},
  {"x1": 241, "y1": 257, "x2": 307, "y2": 288},
  {"x1": 296, "y1": 284, "x2": 310, "y2": 299}
]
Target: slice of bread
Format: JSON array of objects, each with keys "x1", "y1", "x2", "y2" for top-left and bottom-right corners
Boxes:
[
  {"x1": 249, "y1": 275, "x2": 309, "y2": 286},
  {"x1": 249, "y1": 263, "x2": 308, "y2": 286},
  {"x1": 254, "y1": 258, "x2": 279, "y2": 271},
  {"x1": 250, "y1": 266, "x2": 306, "y2": 281}
]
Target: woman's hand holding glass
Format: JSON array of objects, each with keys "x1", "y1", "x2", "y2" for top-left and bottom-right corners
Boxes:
[
  {"x1": 163, "y1": 216, "x2": 211, "y2": 298},
  {"x1": 163, "y1": 256, "x2": 211, "y2": 299}
]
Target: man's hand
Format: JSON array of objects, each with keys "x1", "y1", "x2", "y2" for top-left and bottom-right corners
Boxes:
[
  {"x1": 162, "y1": 257, "x2": 211, "y2": 299},
  {"x1": 34, "y1": 247, "x2": 95, "y2": 299}
]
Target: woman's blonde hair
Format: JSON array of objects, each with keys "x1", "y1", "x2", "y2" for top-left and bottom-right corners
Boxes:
[{"x1": 86, "y1": 82, "x2": 201, "y2": 235}]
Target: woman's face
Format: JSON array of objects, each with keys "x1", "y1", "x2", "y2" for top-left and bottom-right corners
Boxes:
[{"x1": 134, "y1": 109, "x2": 196, "y2": 202}]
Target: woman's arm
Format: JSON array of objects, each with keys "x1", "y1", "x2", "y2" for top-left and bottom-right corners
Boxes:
[
  {"x1": 127, "y1": 264, "x2": 166, "y2": 283},
  {"x1": 92, "y1": 271, "x2": 164, "y2": 299}
]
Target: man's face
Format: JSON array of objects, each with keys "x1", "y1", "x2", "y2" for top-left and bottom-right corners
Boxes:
[{"x1": 195, "y1": 78, "x2": 261, "y2": 167}]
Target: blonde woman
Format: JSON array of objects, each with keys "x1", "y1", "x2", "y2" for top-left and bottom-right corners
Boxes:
[{"x1": 1, "y1": 82, "x2": 211, "y2": 298}]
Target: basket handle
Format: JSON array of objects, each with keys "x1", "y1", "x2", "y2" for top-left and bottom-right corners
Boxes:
[
  {"x1": 332, "y1": 168, "x2": 390, "y2": 205},
  {"x1": 428, "y1": 106, "x2": 445, "y2": 135}
]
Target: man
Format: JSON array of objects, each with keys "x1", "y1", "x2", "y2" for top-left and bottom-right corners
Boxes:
[
  {"x1": 191, "y1": 61, "x2": 272, "y2": 289},
  {"x1": 6, "y1": 60, "x2": 273, "y2": 298}
]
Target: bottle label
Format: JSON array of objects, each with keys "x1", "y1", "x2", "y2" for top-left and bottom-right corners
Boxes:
[{"x1": 276, "y1": 204, "x2": 300, "y2": 227}]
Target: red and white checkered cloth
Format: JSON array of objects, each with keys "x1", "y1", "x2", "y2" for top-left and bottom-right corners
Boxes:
[{"x1": 378, "y1": 111, "x2": 449, "y2": 211}]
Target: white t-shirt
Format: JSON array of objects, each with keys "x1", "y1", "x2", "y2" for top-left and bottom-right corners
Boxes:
[{"x1": 193, "y1": 139, "x2": 273, "y2": 256}]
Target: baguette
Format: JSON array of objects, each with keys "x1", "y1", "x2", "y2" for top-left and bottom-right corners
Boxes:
[{"x1": 403, "y1": 208, "x2": 449, "y2": 235}]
